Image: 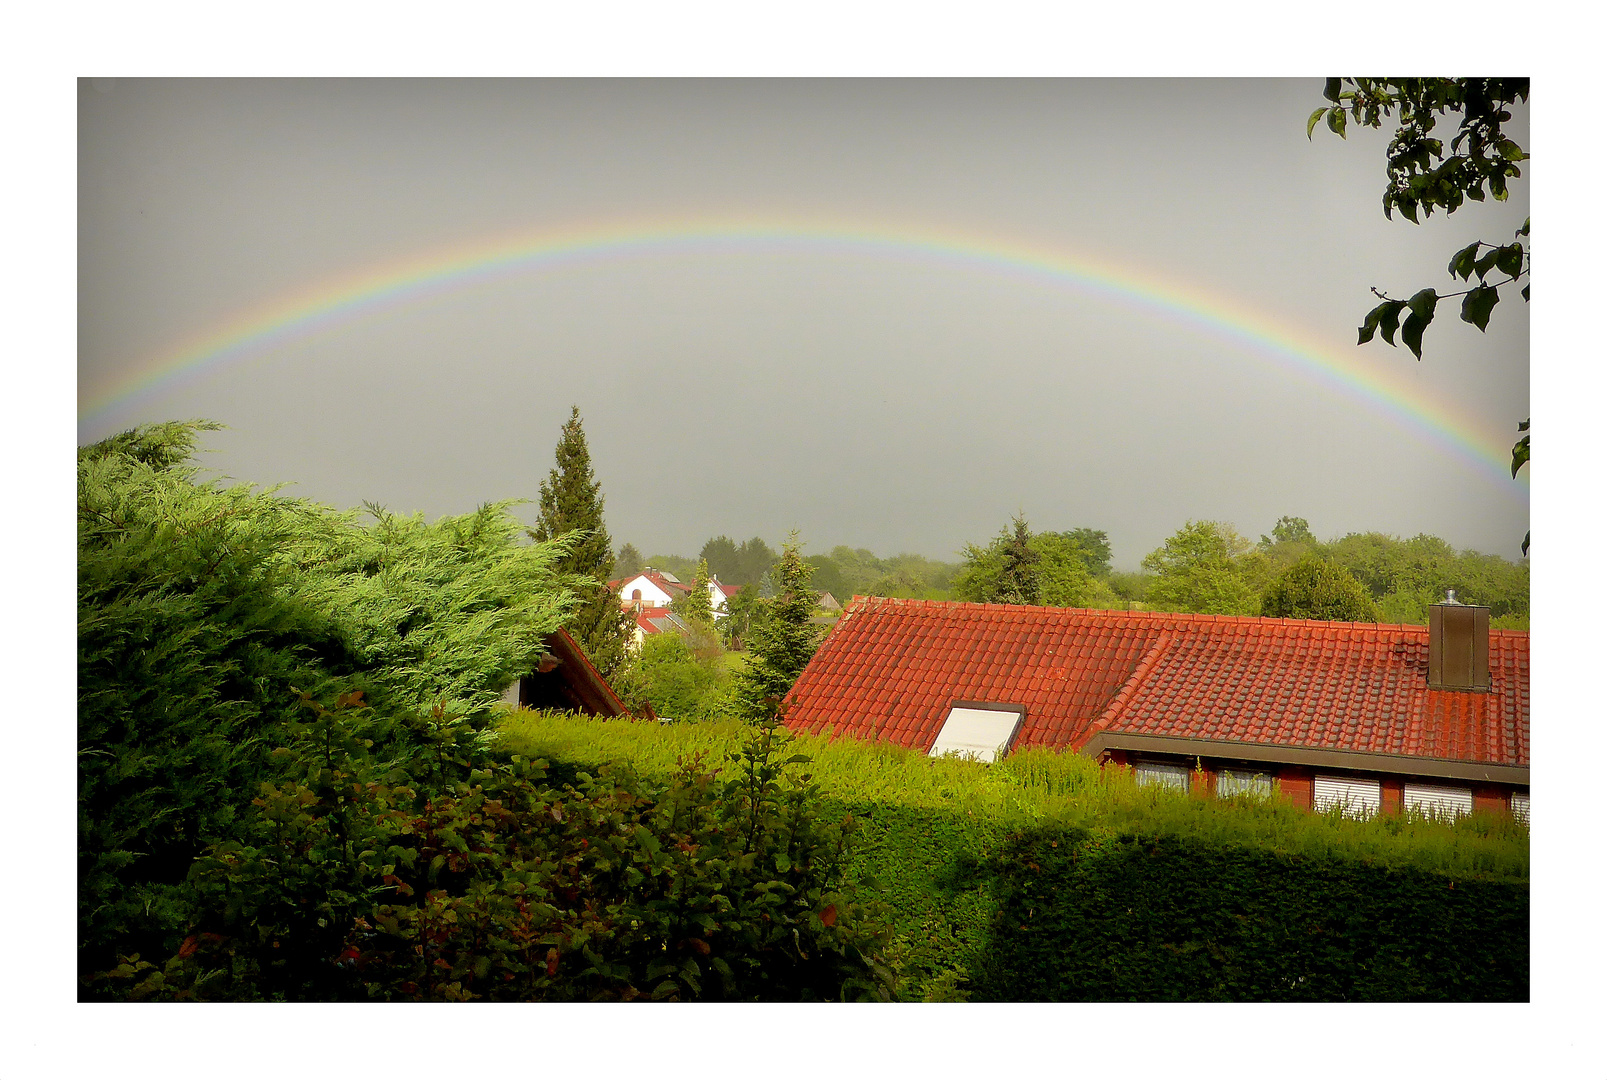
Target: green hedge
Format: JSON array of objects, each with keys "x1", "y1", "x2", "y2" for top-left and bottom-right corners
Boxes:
[
  {"x1": 502, "y1": 714, "x2": 1528, "y2": 1002},
  {"x1": 968, "y1": 827, "x2": 1528, "y2": 1001}
]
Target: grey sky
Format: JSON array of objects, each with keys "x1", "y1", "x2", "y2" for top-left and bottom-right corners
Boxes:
[{"x1": 78, "y1": 78, "x2": 1530, "y2": 568}]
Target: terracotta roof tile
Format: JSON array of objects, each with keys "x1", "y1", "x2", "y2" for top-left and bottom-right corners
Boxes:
[{"x1": 784, "y1": 597, "x2": 1528, "y2": 768}]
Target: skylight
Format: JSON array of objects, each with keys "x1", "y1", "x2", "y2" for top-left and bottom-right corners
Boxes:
[{"x1": 927, "y1": 703, "x2": 1024, "y2": 764}]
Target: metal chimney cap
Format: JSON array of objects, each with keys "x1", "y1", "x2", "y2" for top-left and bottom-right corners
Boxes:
[{"x1": 1443, "y1": 589, "x2": 1464, "y2": 605}]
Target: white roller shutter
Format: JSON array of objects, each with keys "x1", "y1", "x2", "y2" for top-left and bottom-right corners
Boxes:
[
  {"x1": 1511, "y1": 792, "x2": 1530, "y2": 824},
  {"x1": 1313, "y1": 775, "x2": 1381, "y2": 817},
  {"x1": 1403, "y1": 782, "x2": 1474, "y2": 820},
  {"x1": 1135, "y1": 761, "x2": 1191, "y2": 793},
  {"x1": 1217, "y1": 769, "x2": 1274, "y2": 799},
  {"x1": 928, "y1": 706, "x2": 1023, "y2": 764}
]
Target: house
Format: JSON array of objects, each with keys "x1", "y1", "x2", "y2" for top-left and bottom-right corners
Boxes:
[
  {"x1": 500, "y1": 627, "x2": 649, "y2": 718},
  {"x1": 609, "y1": 567, "x2": 742, "y2": 618},
  {"x1": 817, "y1": 592, "x2": 842, "y2": 612},
  {"x1": 628, "y1": 606, "x2": 694, "y2": 649},
  {"x1": 784, "y1": 596, "x2": 1528, "y2": 820}
]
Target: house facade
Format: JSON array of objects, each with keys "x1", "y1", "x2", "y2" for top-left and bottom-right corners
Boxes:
[
  {"x1": 784, "y1": 597, "x2": 1528, "y2": 820},
  {"x1": 609, "y1": 568, "x2": 741, "y2": 620}
]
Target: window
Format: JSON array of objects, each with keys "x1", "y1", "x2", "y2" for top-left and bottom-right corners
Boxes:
[
  {"x1": 1511, "y1": 792, "x2": 1530, "y2": 824},
  {"x1": 927, "y1": 704, "x2": 1024, "y2": 764},
  {"x1": 1313, "y1": 775, "x2": 1381, "y2": 817},
  {"x1": 1403, "y1": 782, "x2": 1474, "y2": 821},
  {"x1": 1216, "y1": 768, "x2": 1274, "y2": 799},
  {"x1": 1134, "y1": 760, "x2": 1191, "y2": 793}
]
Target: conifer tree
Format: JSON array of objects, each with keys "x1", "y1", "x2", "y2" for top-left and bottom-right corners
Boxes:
[
  {"x1": 997, "y1": 515, "x2": 1042, "y2": 606},
  {"x1": 672, "y1": 557, "x2": 716, "y2": 628},
  {"x1": 735, "y1": 536, "x2": 824, "y2": 722},
  {"x1": 615, "y1": 543, "x2": 643, "y2": 577},
  {"x1": 529, "y1": 406, "x2": 633, "y2": 676}
]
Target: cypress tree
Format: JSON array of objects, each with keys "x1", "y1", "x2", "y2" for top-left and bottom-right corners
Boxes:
[
  {"x1": 529, "y1": 406, "x2": 633, "y2": 676},
  {"x1": 735, "y1": 536, "x2": 824, "y2": 722}
]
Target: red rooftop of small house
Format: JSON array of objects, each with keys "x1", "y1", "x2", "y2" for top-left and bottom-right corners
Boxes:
[{"x1": 784, "y1": 597, "x2": 1528, "y2": 770}]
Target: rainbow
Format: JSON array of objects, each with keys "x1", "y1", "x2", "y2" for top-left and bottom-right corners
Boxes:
[{"x1": 81, "y1": 217, "x2": 1527, "y2": 495}]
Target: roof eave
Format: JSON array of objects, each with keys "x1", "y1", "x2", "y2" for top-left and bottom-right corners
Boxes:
[{"x1": 1082, "y1": 731, "x2": 1529, "y2": 787}]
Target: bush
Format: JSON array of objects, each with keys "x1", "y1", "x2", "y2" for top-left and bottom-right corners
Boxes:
[
  {"x1": 1261, "y1": 556, "x2": 1380, "y2": 621},
  {"x1": 87, "y1": 698, "x2": 894, "y2": 1002},
  {"x1": 611, "y1": 632, "x2": 735, "y2": 721},
  {"x1": 969, "y1": 827, "x2": 1527, "y2": 1001}
]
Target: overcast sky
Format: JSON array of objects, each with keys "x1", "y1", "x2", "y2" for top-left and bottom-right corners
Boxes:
[{"x1": 78, "y1": 78, "x2": 1530, "y2": 568}]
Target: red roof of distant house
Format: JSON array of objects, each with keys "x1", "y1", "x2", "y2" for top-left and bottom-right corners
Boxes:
[
  {"x1": 784, "y1": 597, "x2": 1528, "y2": 772},
  {"x1": 608, "y1": 570, "x2": 693, "y2": 597}
]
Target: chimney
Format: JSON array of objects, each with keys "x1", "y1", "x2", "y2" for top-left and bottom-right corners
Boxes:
[{"x1": 1427, "y1": 591, "x2": 1491, "y2": 692}]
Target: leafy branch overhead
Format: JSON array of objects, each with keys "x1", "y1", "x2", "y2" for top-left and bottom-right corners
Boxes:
[{"x1": 1310, "y1": 78, "x2": 1529, "y2": 555}]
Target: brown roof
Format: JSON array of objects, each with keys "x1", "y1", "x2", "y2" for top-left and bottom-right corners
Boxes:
[{"x1": 784, "y1": 598, "x2": 1528, "y2": 775}]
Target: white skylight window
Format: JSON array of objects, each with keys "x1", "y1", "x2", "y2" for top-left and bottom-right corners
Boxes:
[{"x1": 928, "y1": 703, "x2": 1025, "y2": 764}]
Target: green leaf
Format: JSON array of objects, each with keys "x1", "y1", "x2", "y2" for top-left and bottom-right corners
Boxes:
[
  {"x1": 1323, "y1": 77, "x2": 1342, "y2": 103},
  {"x1": 1326, "y1": 107, "x2": 1347, "y2": 138},
  {"x1": 1496, "y1": 243, "x2": 1524, "y2": 277},
  {"x1": 1474, "y1": 249, "x2": 1501, "y2": 279},
  {"x1": 1358, "y1": 300, "x2": 1392, "y2": 344},
  {"x1": 1517, "y1": 217, "x2": 1530, "y2": 237},
  {"x1": 1400, "y1": 311, "x2": 1427, "y2": 359},
  {"x1": 1447, "y1": 242, "x2": 1480, "y2": 281},
  {"x1": 1461, "y1": 284, "x2": 1500, "y2": 331},
  {"x1": 1406, "y1": 288, "x2": 1438, "y2": 323},
  {"x1": 1510, "y1": 433, "x2": 1529, "y2": 478},
  {"x1": 1521, "y1": 283, "x2": 1530, "y2": 301},
  {"x1": 1307, "y1": 108, "x2": 1328, "y2": 139},
  {"x1": 1521, "y1": 531, "x2": 1530, "y2": 557},
  {"x1": 1377, "y1": 300, "x2": 1405, "y2": 346}
]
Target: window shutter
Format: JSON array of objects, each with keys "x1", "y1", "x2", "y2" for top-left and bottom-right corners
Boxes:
[
  {"x1": 1403, "y1": 782, "x2": 1474, "y2": 820},
  {"x1": 1511, "y1": 792, "x2": 1530, "y2": 824},
  {"x1": 1135, "y1": 761, "x2": 1191, "y2": 793},
  {"x1": 1313, "y1": 775, "x2": 1381, "y2": 817}
]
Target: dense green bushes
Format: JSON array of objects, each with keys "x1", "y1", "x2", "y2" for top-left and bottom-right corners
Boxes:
[
  {"x1": 79, "y1": 422, "x2": 892, "y2": 1001},
  {"x1": 90, "y1": 697, "x2": 892, "y2": 1002},
  {"x1": 971, "y1": 828, "x2": 1527, "y2": 1001},
  {"x1": 500, "y1": 714, "x2": 1529, "y2": 1001}
]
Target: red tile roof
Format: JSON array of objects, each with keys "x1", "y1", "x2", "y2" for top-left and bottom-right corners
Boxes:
[
  {"x1": 608, "y1": 570, "x2": 693, "y2": 597},
  {"x1": 784, "y1": 597, "x2": 1528, "y2": 771}
]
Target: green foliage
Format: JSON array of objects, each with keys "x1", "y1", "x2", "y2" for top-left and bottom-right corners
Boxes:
[
  {"x1": 1311, "y1": 78, "x2": 1530, "y2": 542},
  {"x1": 718, "y1": 584, "x2": 766, "y2": 649},
  {"x1": 529, "y1": 406, "x2": 633, "y2": 677},
  {"x1": 699, "y1": 535, "x2": 778, "y2": 589},
  {"x1": 954, "y1": 518, "x2": 1121, "y2": 609},
  {"x1": 734, "y1": 537, "x2": 824, "y2": 722},
  {"x1": 1261, "y1": 556, "x2": 1381, "y2": 622},
  {"x1": 971, "y1": 828, "x2": 1527, "y2": 1001},
  {"x1": 615, "y1": 543, "x2": 643, "y2": 577},
  {"x1": 1323, "y1": 531, "x2": 1528, "y2": 625},
  {"x1": 77, "y1": 421, "x2": 575, "y2": 979},
  {"x1": 815, "y1": 546, "x2": 958, "y2": 601},
  {"x1": 1056, "y1": 527, "x2": 1113, "y2": 578},
  {"x1": 498, "y1": 714, "x2": 1529, "y2": 1002},
  {"x1": 671, "y1": 558, "x2": 716, "y2": 629},
  {"x1": 1141, "y1": 521, "x2": 1270, "y2": 616},
  {"x1": 611, "y1": 632, "x2": 734, "y2": 722},
  {"x1": 91, "y1": 698, "x2": 893, "y2": 1002},
  {"x1": 81, "y1": 422, "x2": 893, "y2": 1002}
]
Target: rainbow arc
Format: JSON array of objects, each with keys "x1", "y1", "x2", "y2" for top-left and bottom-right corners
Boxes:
[{"x1": 81, "y1": 217, "x2": 1526, "y2": 495}]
